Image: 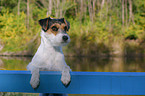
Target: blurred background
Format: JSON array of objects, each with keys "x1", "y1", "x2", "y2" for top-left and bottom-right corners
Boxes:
[
  {"x1": 0, "y1": 0, "x2": 145, "y2": 96},
  {"x1": 0, "y1": 0, "x2": 144, "y2": 56}
]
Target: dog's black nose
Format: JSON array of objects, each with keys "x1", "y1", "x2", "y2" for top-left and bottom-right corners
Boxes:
[{"x1": 63, "y1": 36, "x2": 68, "y2": 41}]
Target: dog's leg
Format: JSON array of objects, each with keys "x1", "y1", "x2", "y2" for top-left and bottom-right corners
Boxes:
[
  {"x1": 30, "y1": 67, "x2": 40, "y2": 89},
  {"x1": 54, "y1": 52, "x2": 71, "y2": 87},
  {"x1": 61, "y1": 66, "x2": 71, "y2": 87}
]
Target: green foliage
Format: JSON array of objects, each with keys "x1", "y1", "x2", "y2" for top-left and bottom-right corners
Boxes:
[
  {"x1": 0, "y1": 10, "x2": 40, "y2": 53},
  {"x1": 0, "y1": 10, "x2": 28, "y2": 52},
  {"x1": 124, "y1": 24, "x2": 144, "y2": 38}
]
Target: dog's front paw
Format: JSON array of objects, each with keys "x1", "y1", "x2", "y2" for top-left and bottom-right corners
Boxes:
[
  {"x1": 30, "y1": 76, "x2": 40, "y2": 89},
  {"x1": 61, "y1": 71, "x2": 71, "y2": 87}
]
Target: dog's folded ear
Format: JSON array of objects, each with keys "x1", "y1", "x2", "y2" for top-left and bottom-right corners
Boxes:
[
  {"x1": 63, "y1": 18, "x2": 70, "y2": 31},
  {"x1": 39, "y1": 17, "x2": 51, "y2": 32}
]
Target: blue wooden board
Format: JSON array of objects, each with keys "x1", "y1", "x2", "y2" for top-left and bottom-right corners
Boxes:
[{"x1": 0, "y1": 70, "x2": 145, "y2": 95}]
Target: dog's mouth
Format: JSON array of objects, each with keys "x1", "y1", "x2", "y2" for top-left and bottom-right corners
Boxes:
[
  {"x1": 61, "y1": 41, "x2": 68, "y2": 43},
  {"x1": 60, "y1": 40, "x2": 70, "y2": 46}
]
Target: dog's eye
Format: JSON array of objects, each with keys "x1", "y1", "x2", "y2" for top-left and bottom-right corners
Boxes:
[
  {"x1": 51, "y1": 26, "x2": 58, "y2": 31},
  {"x1": 64, "y1": 26, "x2": 68, "y2": 31}
]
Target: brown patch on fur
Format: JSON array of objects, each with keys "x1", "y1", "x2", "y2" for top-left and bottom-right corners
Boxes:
[
  {"x1": 46, "y1": 29, "x2": 52, "y2": 34},
  {"x1": 64, "y1": 19, "x2": 68, "y2": 29},
  {"x1": 46, "y1": 23, "x2": 67, "y2": 35},
  {"x1": 60, "y1": 23, "x2": 67, "y2": 30},
  {"x1": 45, "y1": 19, "x2": 49, "y2": 30}
]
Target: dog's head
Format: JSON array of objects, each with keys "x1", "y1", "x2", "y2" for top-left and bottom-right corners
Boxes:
[{"x1": 39, "y1": 17, "x2": 70, "y2": 46}]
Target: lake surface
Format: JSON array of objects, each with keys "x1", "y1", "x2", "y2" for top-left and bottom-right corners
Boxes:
[{"x1": 0, "y1": 56, "x2": 145, "y2": 96}]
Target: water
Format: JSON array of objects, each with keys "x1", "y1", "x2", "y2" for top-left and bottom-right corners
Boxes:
[{"x1": 0, "y1": 56, "x2": 145, "y2": 96}]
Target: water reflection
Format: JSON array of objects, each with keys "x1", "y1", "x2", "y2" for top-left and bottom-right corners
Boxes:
[
  {"x1": 66, "y1": 56, "x2": 145, "y2": 72},
  {"x1": 0, "y1": 57, "x2": 31, "y2": 70},
  {"x1": 0, "y1": 56, "x2": 145, "y2": 96}
]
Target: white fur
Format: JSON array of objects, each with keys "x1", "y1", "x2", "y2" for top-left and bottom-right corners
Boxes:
[{"x1": 27, "y1": 30, "x2": 71, "y2": 89}]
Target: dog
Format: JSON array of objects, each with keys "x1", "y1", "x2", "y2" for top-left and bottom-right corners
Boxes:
[{"x1": 27, "y1": 17, "x2": 71, "y2": 95}]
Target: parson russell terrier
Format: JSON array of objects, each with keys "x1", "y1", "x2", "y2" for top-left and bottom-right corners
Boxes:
[{"x1": 27, "y1": 17, "x2": 71, "y2": 92}]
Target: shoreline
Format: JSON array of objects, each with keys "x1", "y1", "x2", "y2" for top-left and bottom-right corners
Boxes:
[{"x1": 0, "y1": 51, "x2": 144, "y2": 58}]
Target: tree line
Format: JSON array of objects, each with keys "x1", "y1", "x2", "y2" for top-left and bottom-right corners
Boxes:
[{"x1": 0, "y1": 0, "x2": 145, "y2": 56}]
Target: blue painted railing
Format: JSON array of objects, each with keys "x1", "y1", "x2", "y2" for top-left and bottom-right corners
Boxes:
[{"x1": 0, "y1": 70, "x2": 145, "y2": 95}]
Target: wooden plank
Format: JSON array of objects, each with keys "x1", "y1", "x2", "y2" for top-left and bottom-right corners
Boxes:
[{"x1": 0, "y1": 70, "x2": 145, "y2": 95}]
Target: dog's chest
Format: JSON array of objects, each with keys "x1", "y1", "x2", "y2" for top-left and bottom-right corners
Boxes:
[{"x1": 36, "y1": 46, "x2": 64, "y2": 66}]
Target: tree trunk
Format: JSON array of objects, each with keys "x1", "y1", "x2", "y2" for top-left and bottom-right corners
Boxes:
[
  {"x1": 27, "y1": 0, "x2": 29, "y2": 29},
  {"x1": 122, "y1": 0, "x2": 124, "y2": 26},
  {"x1": 128, "y1": 0, "x2": 135, "y2": 24},
  {"x1": 83, "y1": 0, "x2": 87, "y2": 19},
  {"x1": 48, "y1": 0, "x2": 52, "y2": 16},
  {"x1": 60, "y1": 0, "x2": 63, "y2": 18},
  {"x1": 106, "y1": 0, "x2": 108, "y2": 20},
  {"x1": 74, "y1": 0, "x2": 78, "y2": 16},
  {"x1": 80, "y1": 0, "x2": 83, "y2": 22},
  {"x1": 55, "y1": 0, "x2": 60, "y2": 18},
  {"x1": 63, "y1": 0, "x2": 68, "y2": 17},
  {"x1": 96, "y1": 0, "x2": 100, "y2": 11},
  {"x1": 88, "y1": 0, "x2": 94, "y2": 22},
  {"x1": 60, "y1": 0, "x2": 65, "y2": 17},
  {"x1": 18, "y1": 0, "x2": 20, "y2": 15},
  {"x1": 125, "y1": 0, "x2": 128, "y2": 26},
  {"x1": 101, "y1": 0, "x2": 105, "y2": 9},
  {"x1": 129, "y1": 0, "x2": 132, "y2": 23},
  {"x1": 109, "y1": 0, "x2": 112, "y2": 32},
  {"x1": 92, "y1": 0, "x2": 96, "y2": 22},
  {"x1": 100, "y1": 0, "x2": 105, "y2": 19}
]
